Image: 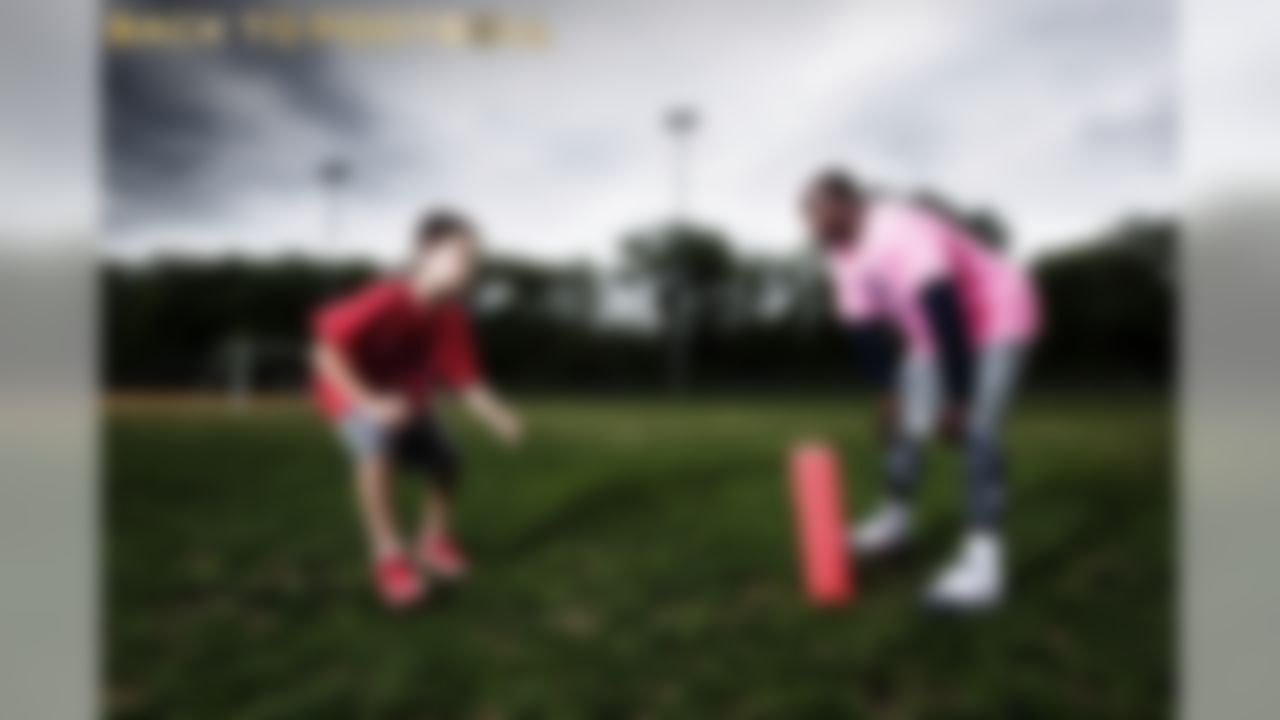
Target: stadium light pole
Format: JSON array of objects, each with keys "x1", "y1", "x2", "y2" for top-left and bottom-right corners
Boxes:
[
  {"x1": 664, "y1": 106, "x2": 699, "y2": 392},
  {"x1": 666, "y1": 106, "x2": 698, "y2": 222},
  {"x1": 227, "y1": 334, "x2": 252, "y2": 412},
  {"x1": 318, "y1": 158, "x2": 351, "y2": 258}
]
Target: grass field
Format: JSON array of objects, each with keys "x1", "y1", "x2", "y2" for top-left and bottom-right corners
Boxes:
[{"x1": 107, "y1": 393, "x2": 1173, "y2": 719}]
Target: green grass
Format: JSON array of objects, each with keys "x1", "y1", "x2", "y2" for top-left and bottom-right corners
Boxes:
[{"x1": 107, "y1": 394, "x2": 1172, "y2": 719}]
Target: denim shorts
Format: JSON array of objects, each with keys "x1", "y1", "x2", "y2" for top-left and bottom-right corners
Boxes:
[{"x1": 336, "y1": 409, "x2": 462, "y2": 490}]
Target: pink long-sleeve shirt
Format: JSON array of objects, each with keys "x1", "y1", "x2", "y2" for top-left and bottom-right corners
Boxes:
[{"x1": 826, "y1": 200, "x2": 1040, "y2": 357}]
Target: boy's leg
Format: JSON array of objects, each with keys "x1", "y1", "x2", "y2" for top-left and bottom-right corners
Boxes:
[
  {"x1": 423, "y1": 486, "x2": 452, "y2": 541},
  {"x1": 851, "y1": 355, "x2": 939, "y2": 554},
  {"x1": 338, "y1": 412, "x2": 405, "y2": 558},
  {"x1": 925, "y1": 343, "x2": 1026, "y2": 610},
  {"x1": 394, "y1": 415, "x2": 469, "y2": 578},
  {"x1": 353, "y1": 455, "x2": 403, "y2": 560},
  {"x1": 338, "y1": 412, "x2": 424, "y2": 607},
  {"x1": 418, "y1": 483, "x2": 467, "y2": 578}
]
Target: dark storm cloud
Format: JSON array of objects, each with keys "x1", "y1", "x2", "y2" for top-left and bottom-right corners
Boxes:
[
  {"x1": 105, "y1": 0, "x2": 379, "y2": 233},
  {"x1": 107, "y1": 55, "x2": 230, "y2": 217},
  {"x1": 104, "y1": 0, "x2": 1177, "y2": 261}
]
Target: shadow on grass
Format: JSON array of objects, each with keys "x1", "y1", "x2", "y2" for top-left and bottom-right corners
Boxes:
[{"x1": 488, "y1": 456, "x2": 755, "y2": 563}]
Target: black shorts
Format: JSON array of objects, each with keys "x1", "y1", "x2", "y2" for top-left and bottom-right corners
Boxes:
[{"x1": 337, "y1": 410, "x2": 462, "y2": 491}]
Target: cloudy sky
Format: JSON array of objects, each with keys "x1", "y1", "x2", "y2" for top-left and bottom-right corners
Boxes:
[{"x1": 105, "y1": 0, "x2": 1176, "y2": 265}]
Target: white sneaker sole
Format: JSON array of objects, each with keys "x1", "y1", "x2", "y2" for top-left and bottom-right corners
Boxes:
[{"x1": 921, "y1": 589, "x2": 1003, "y2": 614}]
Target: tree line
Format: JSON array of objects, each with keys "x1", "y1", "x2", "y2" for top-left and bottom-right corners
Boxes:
[{"x1": 105, "y1": 215, "x2": 1175, "y2": 393}]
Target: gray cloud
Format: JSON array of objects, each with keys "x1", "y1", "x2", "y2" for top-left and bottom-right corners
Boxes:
[
  {"x1": 106, "y1": 0, "x2": 1177, "y2": 262},
  {"x1": 106, "y1": 0, "x2": 388, "y2": 231}
]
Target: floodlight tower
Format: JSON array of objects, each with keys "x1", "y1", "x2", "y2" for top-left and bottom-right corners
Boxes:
[
  {"x1": 318, "y1": 157, "x2": 351, "y2": 258},
  {"x1": 665, "y1": 106, "x2": 698, "y2": 222},
  {"x1": 663, "y1": 105, "x2": 699, "y2": 392}
]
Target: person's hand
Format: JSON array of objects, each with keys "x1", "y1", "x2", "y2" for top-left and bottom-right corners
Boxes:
[
  {"x1": 492, "y1": 410, "x2": 525, "y2": 447},
  {"x1": 458, "y1": 384, "x2": 525, "y2": 447},
  {"x1": 363, "y1": 394, "x2": 411, "y2": 429},
  {"x1": 940, "y1": 403, "x2": 967, "y2": 445}
]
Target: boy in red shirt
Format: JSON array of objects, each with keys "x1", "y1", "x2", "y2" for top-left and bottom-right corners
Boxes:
[{"x1": 311, "y1": 210, "x2": 523, "y2": 609}]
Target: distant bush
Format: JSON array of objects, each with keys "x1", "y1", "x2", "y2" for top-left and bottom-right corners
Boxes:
[{"x1": 104, "y1": 217, "x2": 1176, "y2": 392}]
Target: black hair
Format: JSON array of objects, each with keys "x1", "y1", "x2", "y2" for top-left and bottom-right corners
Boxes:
[
  {"x1": 808, "y1": 169, "x2": 863, "y2": 203},
  {"x1": 415, "y1": 209, "x2": 477, "y2": 248}
]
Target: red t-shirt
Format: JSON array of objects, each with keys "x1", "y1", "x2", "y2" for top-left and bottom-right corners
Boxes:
[{"x1": 310, "y1": 278, "x2": 481, "y2": 419}]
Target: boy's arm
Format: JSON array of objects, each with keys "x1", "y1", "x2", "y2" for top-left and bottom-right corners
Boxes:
[
  {"x1": 312, "y1": 283, "x2": 410, "y2": 427},
  {"x1": 311, "y1": 342, "x2": 409, "y2": 427},
  {"x1": 432, "y1": 304, "x2": 523, "y2": 445},
  {"x1": 458, "y1": 383, "x2": 523, "y2": 445}
]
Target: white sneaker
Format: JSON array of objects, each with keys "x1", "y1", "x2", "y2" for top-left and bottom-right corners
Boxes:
[
  {"x1": 848, "y1": 501, "x2": 911, "y2": 557},
  {"x1": 924, "y1": 532, "x2": 1005, "y2": 612}
]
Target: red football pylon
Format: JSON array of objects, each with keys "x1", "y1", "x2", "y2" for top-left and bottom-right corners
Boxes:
[{"x1": 789, "y1": 441, "x2": 855, "y2": 606}]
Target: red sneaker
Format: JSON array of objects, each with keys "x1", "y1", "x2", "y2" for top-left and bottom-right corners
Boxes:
[
  {"x1": 373, "y1": 554, "x2": 425, "y2": 609},
  {"x1": 419, "y1": 534, "x2": 469, "y2": 580}
]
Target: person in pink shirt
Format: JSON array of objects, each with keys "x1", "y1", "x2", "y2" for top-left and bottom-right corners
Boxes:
[{"x1": 802, "y1": 170, "x2": 1040, "y2": 611}]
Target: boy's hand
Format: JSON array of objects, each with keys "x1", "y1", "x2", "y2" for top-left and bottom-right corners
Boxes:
[
  {"x1": 363, "y1": 394, "x2": 411, "y2": 429},
  {"x1": 492, "y1": 409, "x2": 525, "y2": 446},
  {"x1": 459, "y1": 384, "x2": 524, "y2": 447}
]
